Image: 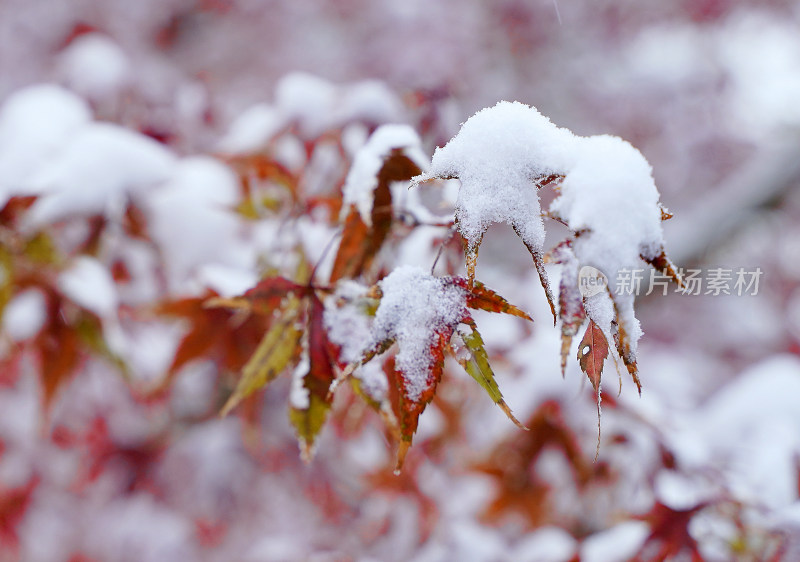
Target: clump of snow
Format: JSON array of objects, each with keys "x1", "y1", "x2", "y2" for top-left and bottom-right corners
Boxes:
[
  {"x1": 580, "y1": 521, "x2": 650, "y2": 562},
  {"x1": 627, "y1": 23, "x2": 715, "y2": 85},
  {"x1": 423, "y1": 101, "x2": 578, "y2": 252},
  {"x1": 113, "y1": 319, "x2": 185, "y2": 384},
  {"x1": 394, "y1": 227, "x2": 444, "y2": 271},
  {"x1": 342, "y1": 124, "x2": 428, "y2": 226},
  {"x1": 324, "y1": 281, "x2": 388, "y2": 402},
  {"x1": 274, "y1": 72, "x2": 339, "y2": 139},
  {"x1": 170, "y1": 361, "x2": 216, "y2": 418},
  {"x1": 553, "y1": 135, "x2": 664, "y2": 350},
  {"x1": 216, "y1": 104, "x2": 283, "y2": 154},
  {"x1": 24, "y1": 122, "x2": 176, "y2": 227},
  {"x1": 353, "y1": 361, "x2": 389, "y2": 404},
  {"x1": 196, "y1": 263, "x2": 259, "y2": 298},
  {"x1": 146, "y1": 156, "x2": 250, "y2": 294},
  {"x1": 218, "y1": 73, "x2": 406, "y2": 154},
  {"x1": 276, "y1": 73, "x2": 406, "y2": 138},
  {"x1": 424, "y1": 101, "x2": 668, "y2": 358},
  {"x1": 0, "y1": 373, "x2": 40, "y2": 488},
  {"x1": 371, "y1": 266, "x2": 466, "y2": 401},
  {"x1": 290, "y1": 352, "x2": 311, "y2": 409},
  {"x1": 336, "y1": 79, "x2": 405, "y2": 127},
  {"x1": 58, "y1": 256, "x2": 118, "y2": 318},
  {"x1": 2, "y1": 289, "x2": 47, "y2": 341},
  {"x1": 57, "y1": 33, "x2": 131, "y2": 102},
  {"x1": 324, "y1": 281, "x2": 373, "y2": 364},
  {"x1": 0, "y1": 84, "x2": 91, "y2": 206},
  {"x1": 511, "y1": 526, "x2": 577, "y2": 562},
  {"x1": 654, "y1": 470, "x2": 714, "y2": 511}
]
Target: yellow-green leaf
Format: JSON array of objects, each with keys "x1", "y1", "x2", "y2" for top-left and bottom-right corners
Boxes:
[
  {"x1": 220, "y1": 296, "x2": 303, "y2": 416},
  {"x1": 457, "y1": 321, "x2": 526, "y2": 430},
  {"x1": 289, "y1": 393, "x2": 331, "y2": 463}
]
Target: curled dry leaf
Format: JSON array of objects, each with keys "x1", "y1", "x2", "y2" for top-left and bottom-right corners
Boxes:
[
  {"x1": 578, "y1": 319, "x2": 608, "y2": 393},
  {"x1": 578, "y1": 319, "x2": 609, "y2": 459},
  {"x1": 331, "y1": 149, "x2": 422, "y2": 282}
]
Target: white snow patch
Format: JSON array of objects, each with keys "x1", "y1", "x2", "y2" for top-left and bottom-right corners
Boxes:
[
  {"x1": 511, "y1": 526, "x2": 577, "y2": 562},
  {"x1": 25, "y1": 122, "x2": 175, "y2": 227},
  {"x1": 423, "y1": 100, "x2": 578, "y2": 252},
  {"x1": 655, "y1": 470, "x2": 714, "y2": 510},
  {"x1": 717, "y1": 12, "x2": 800, "y2": 133},
  {"x1": 196, "y1": 263, "x2": 259, "y2": 298},
  {"x1": 580, "y1": 521, "x2": 649, "y2": 562},
  {"x1": 342, "y1": 124, "x2": 428, "y2": 226},
  {"x1": 627, "y1": 24, "x2": 715, "y2": 85},
  {"x1": 323, "y1": 281, "x2": 390, "y2": 402},
  {"x1": 0, "y1": 84, "x2": 91, "y2": 206},
  {"x1": 58, "y1": 256, "x2": 118, "y2": 318},
  {"x1": 219, "y1": 74, "x2": 405, "y2": 153},
  {"x1": 274, "y1": 72, "x2": 338, "y2": 138},
  {"x1": 372, "y1": 266, "x2": 465, "y2": 401},
  {"x1": 57, "y1": 33, "x2": 131, "y2": 101},
  {"x1": 85, "y1": 494, "x2": 196, "y2": 562},
  {"x1": 424, "y1": 102, "x2": 667, "y2": 359},
  {"x1": 170, "y1": 361, "x2": 216, "y2": 418},
  {"x1": 146, "y1": 156, "x2": 250, "y2": 294},
  {"x1": 337, "y1": 79, "x2": 405, "y2": 126},
  {"x1": 157, "y1": 418, "x2": 252, "y2": 521},
  {"x1": 0, "y1": 374, "x2": 40, "y2": 488},
  {"x1": 290, "y1": 353, "x2": 311, "y2": 409},
  {"x1": 2, "y1": 289, "x2": 47, "y2": 341},
  {"x1": 552, "y1": 134, "x2": 663, "y2": 352},
  {"x1": 114, "y1": 319, "x2": 184, "y2": 384},
  {"x1": 217, "y1": 103, "x2": 283, "y2": 154},
  {"x1": 394, "y1": 226, "x2": 444, "y2": 270},
  {"x1": 324, "y1": 281, "x2": 373, "y2": 364},
  {"x1": 354, "y1": 360, "x2": 389, "y2": 404}
]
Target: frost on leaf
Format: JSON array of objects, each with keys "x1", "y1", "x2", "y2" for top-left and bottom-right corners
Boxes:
[{"x1": 331, "y1": 125, "x2": 427, "y2": 282}]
